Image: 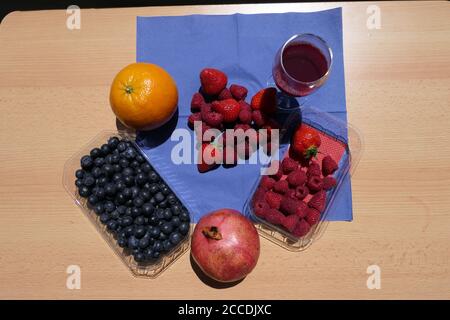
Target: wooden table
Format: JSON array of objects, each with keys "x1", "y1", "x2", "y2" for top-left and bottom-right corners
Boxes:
[{"x1": 0, "y1": 1, "x2": 449, "y2": 299}]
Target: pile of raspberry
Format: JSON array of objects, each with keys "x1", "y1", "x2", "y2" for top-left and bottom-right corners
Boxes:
[
  {"x1": 251, "y1": 152, "x2": 338, "y2": 238},
  {"x1": 187, "y1": 68, "x2": 279, "y2": 164}
]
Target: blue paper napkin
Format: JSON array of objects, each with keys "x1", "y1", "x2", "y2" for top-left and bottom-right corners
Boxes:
[{"x1": 136, "y1": 8, "x2": 352, "y2": 222}]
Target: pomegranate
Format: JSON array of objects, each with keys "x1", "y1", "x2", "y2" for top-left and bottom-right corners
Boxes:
[{"x1": 191, "y1": 209, "x2": 260, "y2": 283}]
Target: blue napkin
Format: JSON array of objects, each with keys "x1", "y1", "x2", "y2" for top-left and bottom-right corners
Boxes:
[{"x1": 136, "y1": 8, "x2": 352, "y2": 222}]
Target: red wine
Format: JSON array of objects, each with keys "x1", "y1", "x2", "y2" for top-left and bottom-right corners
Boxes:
[{"x1": 273, "y1": 42, "x2": 330, "y2": 96}]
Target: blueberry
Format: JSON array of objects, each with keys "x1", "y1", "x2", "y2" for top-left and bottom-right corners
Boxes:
[
  {"x1": 123, "y1": 175, "x2": 134, "y2": 187},
  {"x1": 91, "y1": 167, "x2": 102, "y2": 178},
  {"x1": 133, "y1": 252, "x2": 146, "y2": 263},
  {"x1": 152, "y1": 251, "x2": 160, "y2": 260},
  {"x1": 134, "y1": 216, "x2": 145, "y2": 225},
  {"x1": 112, "y1": 173, "x2": 122, "y2": 182},
  {"x1": 159, "y1": 232, "x2": 168, "y2": 241},
  {"x1": 110, "y1": 210, "x2": 120, "y2": 220},
  {"x1": 116, "y1": 180, "x2": 126, "y2": 191},
  {"x1": 134, "y1": 225, "x2": 146, "y2": 238},
  {"x1": 171, "y1": 204, "x2": 182, "y2": 215},
  {"x1": 180, "y1": 211, "x2": 190, "y2": 222},
  {"x1": 106, "y1": 220, "x2": 118, "y2": 231},
  {"x1": 100, "y1": 144, "x2": 110, "y2": 156},
  {"x1": 108, "y1": 137, "x2": 120, "y2": 149},
  {"x1": 150, "y1": 227, "x2": 160, "y2": 238},
  {"x1": 115, "y1": 193, "x2": 126, "y2": 205},
  {"x1": 162, "y1": 240, "x2": 173, "y2": 252},
  {"x1": 154, "y1": 192, "x2": 165, "y2": 203},
  {"x1": 124, "y1": 147, "x2": 136, "y2": 159},
  {"x1": 170, "y1": 232, "x2": 182, "y2": 245},
  {"x1": 144, "y1": 248, "x2": 154, "y2": 260},
  {"x1": 100, "y1": 213, "x2": 110, "y2": 224},
  {"x1": 135, "y1": 173, "x2": 147, "y2": 185},
  {"x1": 178, "y1": 222, "x2": 190, "y2": 235},
  {"x1": 78, "y1": 185, "x2": 90, "y2": 198},
  {"x1": 142, "y1": 203, "x2": 154, "y2": 216},
  {"x1": 149, "y1": 197, "x2": 156, "y2": 206},
  {"x1": 128, "y1": 236, "x2": 139, "y2": 249},
  {"x1": 87, "y1": 195, "x2": 98, "y2": 206},
  {"x1": 149, "y1": 184, "x2": 159, "y2": 194},
  {"x1": 130, "y1": 186, "x2": 140, "y2": 199},
  {"x1": 119, "y1": 158, "x2": 129, "y2": 168},
  {"x1": 90, "y1": 148, "x2": 102, "y2": 159},
  {"x1": 161, "y1": 222, "x2": 173, "y2": 234},
  {"x1": 139, "y1": 190, "x2": 151, "y2": 201},
  {"x1": 122, "y1": 188, "x2": 132, "y2": 198},
  {"x1": 93, "y1": 203, "x2": 104, "y2": 215},
  {"x1": 75, "y1": 169, "x2": 85, "y2": 179},
  {"x1": 113, "y1": 164, "x2": 121, "y2": 173},
  {"x1": 94, "y1": 157, "x2": 105, "y2": 167},
  {"x1": 153, "y1": 241, "x2": 163, "y2": 252},
  {"x1": 163, "y1": 208, "x2": 172, "y2": 220},
  {"x1": 105, "y1": 154, "x2": 113, "y2": 164},
  {"x1": 117, "y1": 205, "x2": 126, "y2": 215},
  {"x1": 160, "y1": 186, "x2": 171, "y2": 196},
  {"x1": 141, "y1": 163, "x2": 152, "y2": 173},
  {"x1": 138, "y1": 237, "x2": 150, "y2": 249},
  {"x1": 95, "y1": 187, "x2": 106, "y2": 199},
  {"x1": 104, "y1": 183, "x2": 117, "y2": 196},
  {"x1": 133, "y1": 197, "x2": 144, "y2": 208},
  {"x1": 104, "y1": 201, "x2": 115, "y2": 213},
  {"x1": 120, "y1": 215, "x2": 133, "y2": 226},
  {"x1": 102, "y1": 164, "x2": 114, "y2": 176},
  {"x1": 124, "y1": 225, "x2": 134, "y2": 236},
  {"x1": 148, "y1": 172, "x2": 159, "y2": 183},
  {"x1": 75, "y1": 179, "x2": 83, "y2": 188},
  {"x1": 155, "y1": 208, "x2": 164, "y2": 219},
  {"x1": 117, "y1": 141, "x2": 127, "y2": 152},
  {"x1": 111, "y1": 154, "x2": 120, "y2": 164},
  {"x1": 125, "y1": 199, "x2": 133, "y2": 207},
  {"x1": 117, "y1": 237, "x2": 127, "y2": 248},
  {"x1": 130, "y1": 160, "x2": 140, "y2": 169},
  {"x1": 80, "y1": 155, "x2": 94, "y2": 170},
  {"x1": 167, "y1": 194, "x2": 177, "y2": 205},
  {"x1": 158, "y1": 200, "x2": 168, "y2": 209},
  {"x1": 171, "y1": 216, "x2": 181, "y2": 227},
  {"x1": 148, "y1": 215, "x2": 158, "y2": 226},
  {"x1": 96, "y1": 176, "x2": 108, "y2": 187},
  {"x1": 130, "y1": 207, "x2": 141, "y2": 217}
]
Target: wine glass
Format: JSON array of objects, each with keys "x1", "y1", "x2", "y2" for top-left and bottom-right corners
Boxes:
[{"x1": 270, "y1": 34, "x2": 333, "y2": 110}]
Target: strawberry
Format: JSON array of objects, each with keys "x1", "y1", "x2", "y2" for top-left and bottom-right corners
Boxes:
[
  {"x1": 218, "y1": 88, "x2": 233, "y2": 100},
  {"x1": 212, "y1": 99, "x2": 241, "y2": 123},
  {"x1": 251, "y1": 87, "x2": 277, "y2": 114},
  {"x1": 230, "y1": 84, "x2": 248, "y2": 100},
  {"x1": 238, "y1": 100, "x2": 252, "y2": 113},
  {"x1": 292, "y1": 125, "x2": 321, "y2": 160},
  {"x1": 308, "y1": 190, "x2": 326, "y2": 212},
  {"x1": 199, "y1": 68, "x2": 227, "y2": 95},
  {"x1": 322, "y1": 155, "x2": 338, "y2": 176},
  {"x1": 197, "y1": 142, "x2": 222, "y2": 173}
]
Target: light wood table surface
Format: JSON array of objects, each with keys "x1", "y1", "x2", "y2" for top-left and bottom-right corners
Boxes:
[{"x1": 0, "y1": 1, "x2": 449, "y2": 299}]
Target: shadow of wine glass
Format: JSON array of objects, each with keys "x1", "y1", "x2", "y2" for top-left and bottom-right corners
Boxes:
[{"x1": 189, "y1": 254, "x2": 244, "y2": 289}]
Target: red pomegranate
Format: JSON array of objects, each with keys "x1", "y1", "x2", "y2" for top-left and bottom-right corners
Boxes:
[{"x1": 191, "y1": 209, "x2": 260, "y2": 283}]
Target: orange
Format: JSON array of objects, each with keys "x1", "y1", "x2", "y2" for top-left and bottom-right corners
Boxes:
[{"x1": 109, "y1": 62, "x2": 178, "y2": 130}]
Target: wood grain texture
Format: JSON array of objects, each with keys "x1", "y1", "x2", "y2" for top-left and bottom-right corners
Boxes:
[{"x1": 0, "y1": 1, "x2": 449, "y2": 299}]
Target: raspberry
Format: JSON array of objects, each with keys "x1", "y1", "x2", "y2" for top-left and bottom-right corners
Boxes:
[
  {"x1": 294, "y1": 185, "x2": 309, "y2": 200},
  {"x1": 322, "y1": 155, "x2": 338, "y2": 176},
  {"x1": 222, "y1": 145, "x2": 238, "y2": 167},
  {"x1": 253, "y1": 200, "x2": 269, "y2": 218},
  {"x1": 238, "y1": 110, "x2": 252, "y2": 124},
  {"x1": 200, "y1": 103, "x2": 212, "y2": 120},
  {"x1": 287, "y1": 169, "x2": 307, "y2": 187},
  {"x1": 282, "y1": 214, "x2": 299, "y2": 233},
  {"x1": 218, "y1": 88, "x2": 233, "y2": 100},
  {"x1": 308, "y1": 190, "x2": 326, "y2": 212},
  {"x1": 281, "y1": 157, "x2": 298, "y2": 174},
  {"x1": 238, "y1": 100, "x2": 252, "y2": 113},
  {"x1": 295, "y1": 201, "x2": 308, "y2": 218},
  {"x1": 234, "y1": 123, "x2": 251, "y2": 132},
  {"x1": 260, "y1": 176, "x2": 276, "y2": 190},
  {"x1": 292, "y1": 219, "x2": 311, "y2": 238},
  {"x1": 323, "y1": 176, "x2": 337, "y2": 190},
  {"x1": 230, "y1": 84, "x2": 248, "y2": 100},
  {"x1": 273, "y1": 179, "x2": 289, "y2": 194},
  {"x1": 252, "y1": 110, "x2": 266, "y2": 127},
  {"x1": 188, "y1": 112, "x2": 202, "y2": 130},
  {"x1": 252, "y1": 187, "x2": 266, "y2": 204},
  {"x1": 265, "y1": 191, "x2": 282, "y2": 209},
  {"x1": 307, "y1": 175, "x2": 323, "y2": 193},
  {"x1": 195, "y1": 123, "x2": 213, "y2": 143},
  {"x1": 280, "y1": 196, "x2": 301, "y2": 216},
  {"x1": 264, "y1": 208, "x2": 285, "y2": 225},
  {"x1": 306, "y1": 207, "x2": 321, "y2": 226},
  {"x1": 285, "y1": 189, "x2": 296, "y2": 199},
  {"x1": 191, "y1": 93, "x2": 204, "y2": 112},
  {"x1": 200, "y1": 68, "x2": 227, "y2": 95},
  {"x1": 307, "y1": 161, "x2": 321, "y2": 178},
  {"x1": 203, "y1": 111, "x2": 224, "y2": 128},
  {"x1": 237, "y1": 141, "x2": 256, "y2": 160}
]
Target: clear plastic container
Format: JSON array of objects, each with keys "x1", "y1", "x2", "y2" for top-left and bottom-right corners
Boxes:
[
  {"x1": 244, "y1": 106, "x2": 363, "y2": 251},
  {"x1": 63, "y1": 130, "x2": 193, "y2": 278}
]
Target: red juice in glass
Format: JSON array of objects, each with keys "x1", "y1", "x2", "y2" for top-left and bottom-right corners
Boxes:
[{"x1": 273, "y1": 34, "x2": 332, "y2": 97}]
